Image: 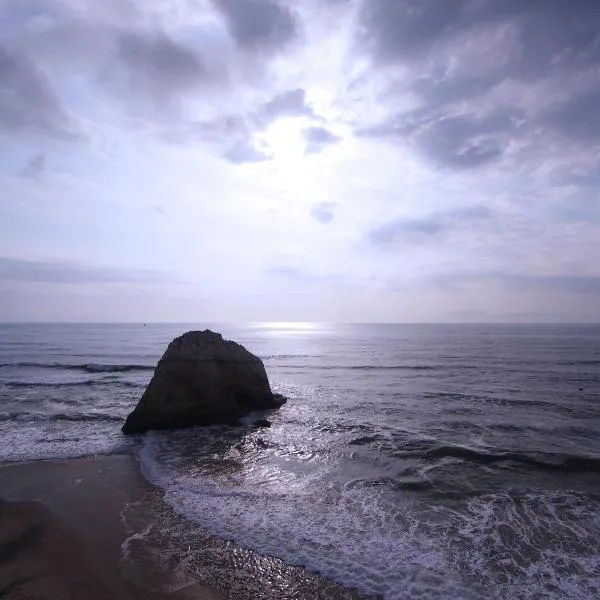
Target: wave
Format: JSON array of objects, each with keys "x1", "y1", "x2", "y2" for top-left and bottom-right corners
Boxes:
[
  {"x1": 5, "y1": 380, "x2": 144, "y2": 389},
  {"x1": 557, "y1": 360, "x2": 600, "y2": 366},
  {"x1": 358, "y1": 476, "x2": 433, "y2": 492},
  {"x1": 397, "y1": 442, "x2": 600, "y2": 474},
  {"x1": 275, "y1": 363, "x2": 534, "y2": 371},
  {"x1": 0, "y1": 411, "x2": 125, "y2": 423},
  {"x1": 261, "y1": 354, "x2": 321, "y2": 360},
  {"x1": 82, "y1": 364, "x2": 154, "y2": 373},
  {"x1": 278, "y1": 364, "x2": 445, "y2": 371},
  {"x1": 419, "y1": 392, "x2": 594, "y2": 414},
  {"x1": 0, "y1": 362, "x2": 154, "y2": 373},
  {"x1": 349, "y1": 435, "x2": 380, "y2": 445},
  {"x1": 273, "y1": 361, "x2": 600, "y2": 372}
]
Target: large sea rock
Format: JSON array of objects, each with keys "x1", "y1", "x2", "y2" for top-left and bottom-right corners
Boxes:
[{"x1": 122, "y1": 330, "x2": 285, "y2": 434}]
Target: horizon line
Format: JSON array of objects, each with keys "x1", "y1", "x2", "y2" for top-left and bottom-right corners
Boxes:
[{"x1": 1, "y1": 321, "x2": 599, "y2": 326}]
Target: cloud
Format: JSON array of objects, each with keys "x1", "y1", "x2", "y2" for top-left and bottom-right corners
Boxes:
[
  {"x1": 0, "y1": 46, "x2": 78, "y2": 139},
  {"x1": 177, "y1": 88, "x2": 317, "y2": 162},
  {"x1": 360, "y1": 0, "x2": 469, "y2": 62},
  {"x1": 545, "y1": 88, "x2": 600, "y2": 143},
  {"x1": 311, "y1": 202, "x2": 337, "y2": 224},
  {"x1": 181, "y1": 114, "x2": 268, "y2": 163},
  {"x1": 303, "y1": 126, "x2": 340, "y2": 154},
  {"x1": 213, "y1": 0, "x2": 298, "y2": 52},
  {"x1": 258, "y1": 88, "x2": 313, "y2": 122},
  {"x1": 356, "y1": 0, "x2": 600, "y2": 171},
  {"x1": 2, "y1": 0, "x2": 599, "y2": 323},
  {"x1": 109, "y1": 31, "x2": 209, "y2": 108},
  {"x1": 434, "y1": 270, "x2": 600, "y2": 296},
  {"x1": 0, "y1": 257, "x2": 165, "y2": 285},
  {"x1": 370, "y1": 206, "x2": 492, "y2": 246},
  {"x1": 362, "y1": 109, "x2": 518, "y2": 169},
  {"x1": 223, "y1": 139, "x2": 270, "y2": 163},
  {"x1": 517, "y1": 274, "x2": 600, "y2": 295},
  {"x1": 20, "y1": 153, "x2": 46, "y2": 179},
  {"x1": 360, "y1": 0, "x2": 600, "y2": 71}
]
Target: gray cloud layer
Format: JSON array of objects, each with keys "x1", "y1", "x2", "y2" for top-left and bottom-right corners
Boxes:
[
  {"x1": 358, "y1": 0, "x2": 600, "y2": 171},
  {"x1": 370, "y1": 206, "x2": 492, "y2": 246},
  {"x1": 214, "y1": 0, "x2": 298, "y2": 51},
  {"x1": 0, "y1": 257, "x2": 164, "y2": 285},
  {"x1": 303, "y1": 126, "x2": 341, "y2": 154},
  {"x1": 114, "y1": 31, "x2": 208, "y2": 102},
  {"x1": 0, "y1": 46, "x2": 78, "y2": 139},
  {"x1": 258, "y1": 88, "x2": 314, "y2": 122},
  {"x1": 435, "y1": 271, "x2": 600, "y2": 296}
]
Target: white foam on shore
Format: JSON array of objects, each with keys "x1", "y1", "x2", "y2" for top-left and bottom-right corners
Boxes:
[
  {"x1": 0, "y1": 419, "x2": 131, "y2": 461},
  {"x1": 136, "y1": 428, "x2": 600, "y2": 600}
]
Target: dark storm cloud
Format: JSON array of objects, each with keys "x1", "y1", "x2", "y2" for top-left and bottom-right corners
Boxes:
[
  {"x1": 213, "y1": 0, "x2": 298, "y2": 51},
  {"x1": 358, "y1": 0, "x2": 600, "y2": 168},
  {"x1": 370, "y1": 206, "x2": 492, "y2": 246},
  {"x1": 0, "y1": 46, "x2": 78, "y2": 139},
  {"x1": 20, "y1": 153, "x2": 46, "y2": 179},
  {"x1": 303, "y1": 127, "x2": 340, "y2": 154},
  {"x1": 0, "y1": 257, "x2": 164, "y2": 285},
  {"x1": 113, "y1": 31, "x2": 208, "y2": 101},
  {"x1": 311, "y1": 202, "x2": 337, "y2": 224}
]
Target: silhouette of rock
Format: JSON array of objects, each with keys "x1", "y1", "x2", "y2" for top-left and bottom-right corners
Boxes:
[{"x1": 122, "y1": 330, "x2": 285, "y2": 434}]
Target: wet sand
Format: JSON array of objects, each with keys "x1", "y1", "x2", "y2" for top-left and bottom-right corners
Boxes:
[
  {"x1": 0, "y1": 455, "x2": 371, "y2": 600},
  {"x1": 0, "y1": 455, "x2": 223, "y2": 600}
]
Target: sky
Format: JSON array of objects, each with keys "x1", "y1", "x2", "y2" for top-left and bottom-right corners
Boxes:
[{"x1": 1, "y1": 0, "x2": 599, "y2": 323}]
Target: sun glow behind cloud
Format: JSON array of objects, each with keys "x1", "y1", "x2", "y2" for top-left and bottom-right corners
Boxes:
[{"x1": 259, "y1": 117, "x2": 309, "y2": 164}]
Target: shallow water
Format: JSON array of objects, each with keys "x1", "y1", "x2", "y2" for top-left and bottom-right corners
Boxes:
[{"x1": 1, "y1": 323, "x2": 600, "y2": 598}]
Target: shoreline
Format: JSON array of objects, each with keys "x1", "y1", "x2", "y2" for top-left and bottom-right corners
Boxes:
[{"x1": 0, "y1": 453, "x2": 372, "y2": 600}]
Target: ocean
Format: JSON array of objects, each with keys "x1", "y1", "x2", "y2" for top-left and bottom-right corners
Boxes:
[{"x1": 1, "y1": 323, "x2": 600, "y2": 599}]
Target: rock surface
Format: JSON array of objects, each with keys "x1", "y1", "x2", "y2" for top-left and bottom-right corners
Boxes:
[{"x1": 122, "y1": 330, "x2": 285, "y2": 434}]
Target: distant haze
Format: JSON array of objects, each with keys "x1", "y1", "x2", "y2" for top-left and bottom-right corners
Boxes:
[{"x1": 1, "y1": 1, "x2": 599, "y2": 323}]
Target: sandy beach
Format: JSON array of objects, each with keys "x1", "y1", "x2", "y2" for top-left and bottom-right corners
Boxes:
[
  {"x1": 0, "y1": 454, "x2": 370, "y2": 600},
  {"x1": 0, "y1": 455, "x2": 224, "y2": 599}
]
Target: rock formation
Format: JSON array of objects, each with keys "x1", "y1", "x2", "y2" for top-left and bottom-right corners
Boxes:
[{"x1": 122, "y1": 330, "x2": 285, "y2": 434}]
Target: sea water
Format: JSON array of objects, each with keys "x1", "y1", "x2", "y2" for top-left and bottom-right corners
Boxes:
[{"x1": 1, "y1": 323, "x2": 599, "y2": 599}]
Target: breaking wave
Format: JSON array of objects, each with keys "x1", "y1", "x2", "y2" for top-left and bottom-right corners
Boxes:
[{"x1": 0, "y1": 362, "x2": 154, "y2": 373}]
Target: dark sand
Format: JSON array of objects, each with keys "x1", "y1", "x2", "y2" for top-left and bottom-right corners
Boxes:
[
  {"x1": 0, "y1": 455, "x2": 223, "y2": 600},
  {"x1": 0, "y1": 455, "x2": 371, "y2": 599}
]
